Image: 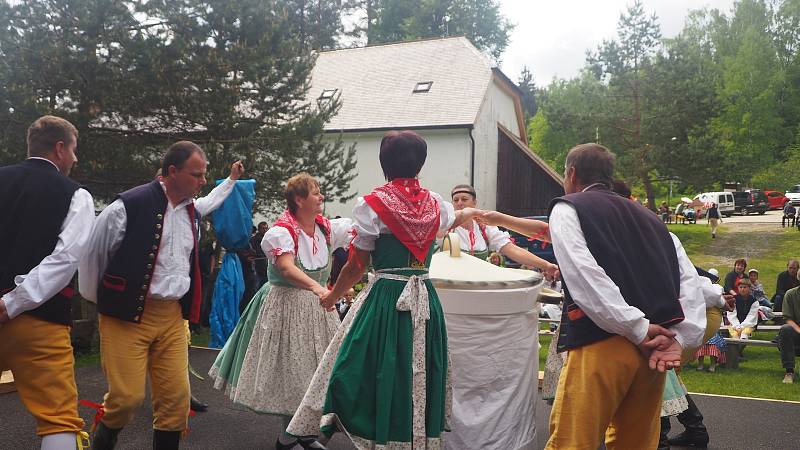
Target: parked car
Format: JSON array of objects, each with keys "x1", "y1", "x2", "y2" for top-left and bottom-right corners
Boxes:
[
  {"x1": 786, "y1": 185, "x2": 800, "y2": 206},
  {"x1": 732, "y1": 191, "x2": 768, "y2": 215},
  {"x1": 502, "y1": 215, "x2": 556, "y2": 268},
  {"x1": 764, "y1": 190, "x2": 789, "y2": 210},
  {"x1": 694, "y1": 192, "x2": 735, "y2": 217}
]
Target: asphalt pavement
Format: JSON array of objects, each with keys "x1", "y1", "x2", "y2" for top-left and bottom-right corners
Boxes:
[{"x1": 2, "y1": 347, "x2": 798, "y2": 449}]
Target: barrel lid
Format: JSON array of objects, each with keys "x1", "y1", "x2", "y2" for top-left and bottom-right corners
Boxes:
[{"x1": 429, "y1": 233, "x2": 543, "y2": 290}]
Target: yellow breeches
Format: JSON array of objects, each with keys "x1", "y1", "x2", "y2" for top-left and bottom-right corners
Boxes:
[
  {"x1": 98, "y1": 299, "x2": 189, "y2": 431},
  {"x1": 0, "y1": 314, "x2": 84, "y2": 436},
  {"x1": 546, "y1": 335, "x2": 666, "y2": 450},
  {"x1": 681, "y1": 307, "x2": 723, "y2": 364}
]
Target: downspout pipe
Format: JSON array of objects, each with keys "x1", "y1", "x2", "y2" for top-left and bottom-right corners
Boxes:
[{"x1": 468, "y1": 125, "x2": 476, "y2": 187}]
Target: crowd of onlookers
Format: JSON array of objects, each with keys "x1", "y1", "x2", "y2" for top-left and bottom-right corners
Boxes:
[{"x1": 693, "y1": 259, "x2": 800, "y2": 383}]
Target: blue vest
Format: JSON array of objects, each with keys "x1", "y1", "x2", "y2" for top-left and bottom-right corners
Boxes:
[
  {"x1": 549, "y1": 186, "x2": 684, "y2": 351},
  {"x1": 97, "y1": 180, "x2": 200, "y2": 323},
  {"x1": 0, "y1": 159, "x2": 80, "y2": 325}
]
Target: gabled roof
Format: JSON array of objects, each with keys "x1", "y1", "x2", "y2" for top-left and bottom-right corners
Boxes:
[{"x1": 309, "y1": 36, "x2": 494, "y2": 132}]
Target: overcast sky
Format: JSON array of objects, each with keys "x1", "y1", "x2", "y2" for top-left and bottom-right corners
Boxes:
[{"x1": 498, "y1": 0, "x2": 737, "y2": 84}]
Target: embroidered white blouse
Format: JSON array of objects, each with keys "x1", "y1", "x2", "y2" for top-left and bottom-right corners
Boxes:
[
  {"x1": 350, "y1": 192, "x2": 456, "y2": 251},
  {"x1": 451, "y1": 221, "x2": 511, "y2": 253},
  {"x1": 261, "y1": 218, "x2": 354, "y2": 270}
]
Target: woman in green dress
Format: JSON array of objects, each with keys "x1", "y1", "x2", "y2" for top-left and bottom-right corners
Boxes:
[
  {"x1": 286, "y1": 131, "x2": 479, "y2": 449},
  {"x1": 208, "y1": 173, "x2": 352, "y2": 450}
]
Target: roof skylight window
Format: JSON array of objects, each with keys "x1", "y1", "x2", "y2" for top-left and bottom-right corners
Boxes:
[
  {"x1": 319, "y1": 88, "x2": 337, "y2": 100},
  {"x1": 413, "y1": 81, "x2": 433, "y2": 93}
]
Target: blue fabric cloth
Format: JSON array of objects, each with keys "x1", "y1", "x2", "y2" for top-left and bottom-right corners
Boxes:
[{"x1": 209, "y1": 179, "x2": 255, "y2": 348}]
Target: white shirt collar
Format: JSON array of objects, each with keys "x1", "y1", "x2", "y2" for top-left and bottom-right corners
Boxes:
[
  {"x1": 27, "y1": 157, "x2": 60, "y2": 171},
  {"x1": 581, "y1": 183, "x2": 606, "y2": 192},
  {"x1": 159, "y1": 181, "x2": 194, "y2": 209}
]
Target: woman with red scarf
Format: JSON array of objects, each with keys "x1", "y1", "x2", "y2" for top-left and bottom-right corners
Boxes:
[
  {"x1": 286, "y1": 131, "x2": 479, "y2": 449},
  {"x1": 209, "y1": 173, "x2": 353, "y2": 450}
]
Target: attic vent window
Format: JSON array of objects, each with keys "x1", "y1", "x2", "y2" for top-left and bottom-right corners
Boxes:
[
  {"x1": 319, "y1": 88, "x2": 337, "y2": 100},
  {"x1": 413, "y1": 81, "x2": 433, "y2": 93}
]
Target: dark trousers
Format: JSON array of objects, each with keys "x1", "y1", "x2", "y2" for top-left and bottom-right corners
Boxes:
[
  {"x1": 782, "y1": 214, "x2": 796, "y2": 227},
  {"x1": 778, "y1": 324, "x2": 800, "y2": 371},
  {"x1": 773, "y1": 293, "x2": 785, "y2": 312}
]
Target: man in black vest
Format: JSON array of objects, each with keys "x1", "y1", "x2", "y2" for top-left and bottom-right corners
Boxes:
[
  {"x1": 479, "y1": 143, "x2": 706, "y2": 449},
  {"x1": 79, "y1": 142, "x2": 243, "y2": 450},
  {"x1": 0, "y1": 116, "x2": 95, "y2": 450}
]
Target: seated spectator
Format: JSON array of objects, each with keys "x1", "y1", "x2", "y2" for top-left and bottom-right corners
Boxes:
[
  {"x1": 778, "y1": 286, "x2": 800, "y2": 384},
  {"x1": 727, "y1": 279, "x2": 759, "y2": 340},
  {"x1": 783, "y1": 203, "x2": 797, "y2": 228},
  {"x1": 659, "y1": 201, "x2": 670, "y2": 223},
  {"x1": 674, "y1": 203, "x2": 686, "y2": 224},
  {"x1": 748, "y1": 269, "x2": 771, "y2": 307},
  {"x1": 488, "y1": 251, "x2": 504, "y2": 266},
  {"x1": 723, "y1": 258, "x2": 747, "y2": 296},
  {"x1": 773, "y1": 259, "x2": 800, "y2": 312}
]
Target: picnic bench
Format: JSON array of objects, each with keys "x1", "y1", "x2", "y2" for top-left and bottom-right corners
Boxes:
[{"x1": 722, "y1": 338, "x2": 778, "y2": 369}]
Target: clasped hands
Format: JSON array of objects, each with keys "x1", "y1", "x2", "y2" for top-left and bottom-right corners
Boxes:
[
  {"x1": 638, "y1": 324, "x2": 683, "y2": 373},
  {"x1": 312, "y1": 285, "x2": 337, "y2": 312}
]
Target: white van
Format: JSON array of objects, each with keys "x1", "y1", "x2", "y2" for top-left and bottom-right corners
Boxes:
[{"x1": 694, "y1": 192, "x2": 735, "y2": 217}]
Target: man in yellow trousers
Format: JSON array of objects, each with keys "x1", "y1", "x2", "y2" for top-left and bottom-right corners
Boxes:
[
  {"x1": 80, "y1": 141, "x2": 243, "y2": 450},
  {"x1": 0, "y1": 116, "x2": 94, "y2": 450}
]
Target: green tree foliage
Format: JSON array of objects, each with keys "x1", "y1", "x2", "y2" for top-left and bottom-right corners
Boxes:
[
  {"x1": 0, "y1": 0, "x2": 356, "y2": 215},
  {"x1": 531, "y1": 0, "x2": 800, "y2": 200},
  {"x1": 517, "y1": 66, "x2": 537, "y2": 120},
  {"x1": 348, "y1": 0, "x2": 513, "y2": 62}
]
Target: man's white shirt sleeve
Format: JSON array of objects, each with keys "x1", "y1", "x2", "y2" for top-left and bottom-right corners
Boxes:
[
  {"x1": 549, "y1": 202, "x2": 650, "y2": 345},
  {"x1": 78, "y1": 199, "x2": 127, "y2": 302},
  {"x1": 194, "y1": 177, "x2": 235, "y2": 217},
  {"x1": 668, "y1": 233, "x2": 707, "y2": 350},
  {"x1": 3, "y1": 189, "x2": 95, "y2": 318}
]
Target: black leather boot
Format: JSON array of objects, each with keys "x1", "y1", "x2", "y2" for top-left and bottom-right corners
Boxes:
[
  {"x1": 190, "y1": 394, "x2": 208, "y2": 412},
  {"x1": 91, "y1": 423, "x2": 121, "y2": 450},
  {"x1": 668, "y1": 394, "x2": 709, "y2": 448},
  {"x1": 658, "y1": 416, "x2": 671, "y2": 450},
  {"x1": 153, "y1": 430, "x2": 180, "y2": 450}
]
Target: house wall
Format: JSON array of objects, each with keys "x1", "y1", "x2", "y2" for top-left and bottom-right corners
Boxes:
[
  {"x1": 323, "y1": 128, "x2": 472, "y2": 218},
  {"x1": 470, "y1": 81, "x2": 524, "y2": 211}
]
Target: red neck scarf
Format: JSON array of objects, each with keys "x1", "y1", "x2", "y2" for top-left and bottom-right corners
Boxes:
[
  {"x1": 273, "y1": 209, "x2": 331, "y2": 255},
  {"x1": 363, "y1": 178, "x2": 440, "y2": 262}
]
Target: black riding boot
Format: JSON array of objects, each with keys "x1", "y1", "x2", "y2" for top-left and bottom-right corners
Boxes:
[
  {"x1": 153, "y1": 430, "x2": 180, "y2": 450},
  {"x1": 190, "y1": 394, "x2": 208, "y2": 412},
  {"x1": 91, "y1": 423, "x2": 121, "y2": 450},
  {"x1": 658, "y1": 416, "x2": 671, "y2": 450},
  {"x1": 668, "y1": 393, "x2": 709, "y2": 448}
]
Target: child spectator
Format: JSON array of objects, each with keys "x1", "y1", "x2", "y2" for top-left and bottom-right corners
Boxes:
[
  {"x1": 727, "y1": 278, "x2": 759, "y2": 339},
  {"x1": 695, "y1": 333, "x2": 726, "y2": 372},
  {"x1": 748, "y1": 269, "x2": 771, "y2": 307}
]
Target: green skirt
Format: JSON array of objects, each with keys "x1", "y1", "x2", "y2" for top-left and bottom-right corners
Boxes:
[
  {"x1": 208, "y1": 282, "x2": 271, "y2": 397},
  {"x1": 286, "y1": 273, "x2": 450, "y2": 449},
  {"x1": 660, "y1": 369, "x2": 688, "y2": 417}
]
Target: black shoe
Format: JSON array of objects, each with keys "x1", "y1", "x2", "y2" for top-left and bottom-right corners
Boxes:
[
  {"x1": 658, "y1": 416, "x2": 671, "y2": 450},
  {"x1": 275, "y1": 438, "x2": 298, "y2": 450},
  {"x1": 153, "y1": 430, "x2": 180, "y2": 450},
  {"x1": 668, "y1": 431, "x2": 709, "y2": 448},
  {"x1": 190, "y1": 395, "x2": 208, "y2": 412},
  {"x1": 298, "y1": 438, "x2": 328, "y2": 450},
  {"x1": 92, "y1": 423, "x2": 121, "y2": 450}
]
